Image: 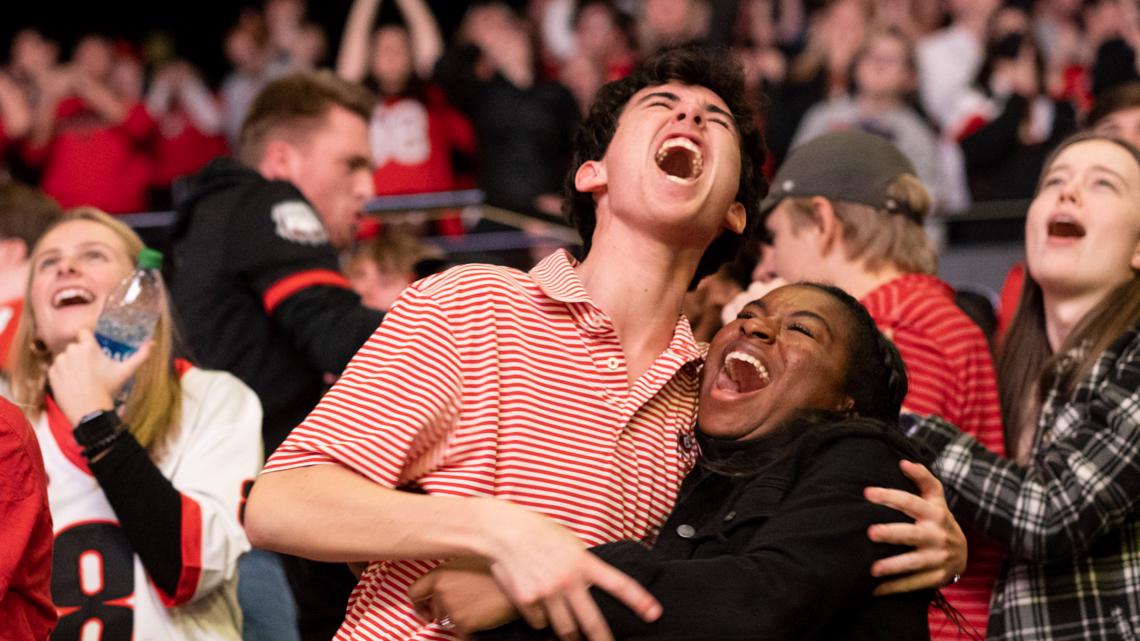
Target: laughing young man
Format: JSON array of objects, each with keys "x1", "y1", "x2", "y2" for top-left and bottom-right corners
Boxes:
[{"x1": 244, "y1": 49, "x2": 958, "y2": 641}]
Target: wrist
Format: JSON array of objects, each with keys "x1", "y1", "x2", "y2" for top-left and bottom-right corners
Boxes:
[
  {"x1": 470, "y1": 498, "x2": 520, "y2": 562},
  {"x1": 73, "y1": 410, "x2": 127, "y2": 459}
]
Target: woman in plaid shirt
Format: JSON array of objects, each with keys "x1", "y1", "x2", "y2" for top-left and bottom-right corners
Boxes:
[{"x1": 879, "y1": 132, "x2": 1140, "y2": 640}]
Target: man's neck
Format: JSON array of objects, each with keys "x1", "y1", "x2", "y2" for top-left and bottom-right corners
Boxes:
[
  {"x1": 576, "y1": 229, "x2": 706, "y2": 384},
  {"x1": 830, "y1": 261, "x2": 908, "y2": 301}
]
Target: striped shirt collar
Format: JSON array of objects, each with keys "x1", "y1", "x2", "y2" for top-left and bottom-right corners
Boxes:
[{"x1": 530, "y1": 249, "x2": 704, "y2": 366}]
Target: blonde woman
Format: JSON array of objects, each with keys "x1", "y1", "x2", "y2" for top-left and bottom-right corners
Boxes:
[{"x1": 6, "y1": 208, "x2": 261, "y2": 641}]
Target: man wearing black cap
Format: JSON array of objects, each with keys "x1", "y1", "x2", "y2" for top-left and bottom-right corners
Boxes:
[{"x1": 755, "y1": 130, "x2": 1005, "y2": 641}]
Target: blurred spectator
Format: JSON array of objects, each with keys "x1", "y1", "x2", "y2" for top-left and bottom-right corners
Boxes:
[
  {"x1": 264, "y1": 0, "x2": 327, "y2": 70},
  {"x1": 337, "y1": 0, "x2": 476, "y2": 237},
  {"x1": 21, "y1": 35, "x2": 155, "y2": 213},
  {"x1": 733, "y1": 0, "x2": 797, "y2": 94},
  {"x1": 436, "y1": 2, "x2": 579, "y2": 218},
  {"x1": 1088, "y1": 0, "x2": 1140, "y2": 95},
  {"x1": 638, "y1": 0, "x2": 710, "y2": 53},
  {"x1": 146, "y1": 60, "x2": 229, "y2": 205},
  {"x1": 6, "y1": 29, "x2": 59, "y2": 111},
  {"x1": 0, "y1": 73, "x2": 31, "y2": 174},
  {"x1": 222, "y1": 11, "x2": 275, "y2": 146},
  {"x1": 0, "y1": 182, "x2": 60, "y2": 371},
  {"x1": 573, "y1": 0, "x2": 638, "y2": 80},
  {"x1": 346, "y1": 231, "x2": 441, "y2": 312},
  {"x1": 682, "y1": 264, "x2": 746, "y2": 343},
  {"x1": 765, "y1": 0, "x2": 868, "y2": 163},
  {"x1": 948, "y1": 7, "x2": 1077, "y2": 201},
  {"x1": 792, "y1": 27, "x2": 945, "y2": 207},
  {"x1": 916, "y1": 0, "x2": 999, "y2": 129},
  {"x1": 1089, "y1": 81, "x2": 1140, "y2": 148}
]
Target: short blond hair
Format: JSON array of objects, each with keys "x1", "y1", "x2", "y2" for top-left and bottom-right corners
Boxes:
[{"x1": 783, "y1": 174, "x2": 936, "y2": 274}]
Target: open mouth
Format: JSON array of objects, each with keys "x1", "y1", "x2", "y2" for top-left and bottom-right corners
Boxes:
[
  {"x1": 655, "y1": 137, "x2": 703, "y2": 183},
  {"x1": 1047, "y1": 216, "x2": 1085, "y2": 239},
  {"x1": 52, "y1": 287, "x2": 96, "y2": 308},
  {"x1": 717, "y1": 350, "x2": 771, "y2": 394}
]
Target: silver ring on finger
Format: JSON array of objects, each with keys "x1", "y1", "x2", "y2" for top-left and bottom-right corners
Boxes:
[{"x1": 438, "y1": 615, "x2": 456, "y2": 631}]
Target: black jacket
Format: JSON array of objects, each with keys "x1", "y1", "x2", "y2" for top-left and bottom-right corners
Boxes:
[
  {"x1": 484, "y1": 416, "x2": 933, "y2": 641},
  {"x1": 167, "y1": 158, "x2": 383, "y2": 454}
]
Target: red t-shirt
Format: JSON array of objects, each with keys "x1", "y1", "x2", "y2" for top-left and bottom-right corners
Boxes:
[
  {"x1": 0, "y1": 397, "x2": 56, "y2": 641},
  {"x1": 23, "y1": 97, "x2": 156, "y2": 213},
  {"x1": 0, "y1": 298, "x2": 22, "y2": 373},
  {"x1": 368, "y1": 86, "x2": 475, "y2": 197},
  {"x1": 862, "y1": 274, "x2": 1006, "y2": 641}
]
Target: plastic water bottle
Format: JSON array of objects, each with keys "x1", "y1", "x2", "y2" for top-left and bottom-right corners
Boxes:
[{"x1": 95, "y1": 248, "x2": 165, "y2": 362}]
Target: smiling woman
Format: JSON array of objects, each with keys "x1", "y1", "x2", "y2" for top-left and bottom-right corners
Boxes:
[
  {"x1": 3, "y1": 208, "x2": 261, "y2": 641},
  {"x1": 408, "y1": 283, "x2": 938, "y2": 641}
]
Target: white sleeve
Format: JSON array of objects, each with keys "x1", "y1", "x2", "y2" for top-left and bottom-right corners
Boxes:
[{"x1": 169, "y1": 370, "x2": 263, "y2": 603}]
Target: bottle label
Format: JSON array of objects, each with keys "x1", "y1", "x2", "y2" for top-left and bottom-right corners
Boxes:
[{"x1": 96, "y1": 333, "x2": 138, "y2": 362}]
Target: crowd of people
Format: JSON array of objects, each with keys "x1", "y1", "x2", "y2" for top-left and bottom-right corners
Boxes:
[{"x1": 2, "y1": 1, "x2": 1140, "y2": 641}]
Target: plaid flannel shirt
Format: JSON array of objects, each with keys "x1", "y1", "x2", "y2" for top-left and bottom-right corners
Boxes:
[{"x1": 914, "y1": 323, "x2": 1140, "y2": 641}]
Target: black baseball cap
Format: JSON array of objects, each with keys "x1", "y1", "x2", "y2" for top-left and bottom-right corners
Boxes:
[{"x1": 758, "y1": 131, "x2": 923, "y2": 222}]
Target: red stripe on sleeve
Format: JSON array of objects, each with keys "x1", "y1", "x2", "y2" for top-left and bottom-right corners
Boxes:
[
  {"x1": 157, "y1": 494, "x2": 203, "y2": 607},
  {"x1": 262, "y1": 269, "x2": 350, "y2": 314}
]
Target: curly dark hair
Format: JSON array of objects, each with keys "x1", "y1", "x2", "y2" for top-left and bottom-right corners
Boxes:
[{"x1": 564, "y1": 46, "x2": 767, "y2": 288}]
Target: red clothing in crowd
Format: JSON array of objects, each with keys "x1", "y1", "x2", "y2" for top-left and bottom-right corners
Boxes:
[
  {"x1": 0, "y1": 397, "x2": 56, "y2": 641},
  {"x1": 151, "y1": 110, "x2": 229, "y2": 190},
  {"x1": 0, "y1": 298, "x2": 21, "y2": 372},
  {"x1": 358, "y1": 86, "x2": 476, "y2": 239},
  {"x1": 369, "y1": 86, "x2": 475, "y2": 197},
  {"x1": 23, "y1": 97, "x2": 155, "y2": 213},
  {"x1": 861, "y1": 274, "x2": 1007, "y2": 641}
]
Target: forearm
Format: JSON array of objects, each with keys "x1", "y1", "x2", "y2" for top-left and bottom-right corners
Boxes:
[
  {"x1": 337, "y1": 0, "x2": 381, "y2": 81},
  {"x1": 916, "y1": 412, "x2": 1140, "y2": 561},
  {"x1": 395, "y1": 0, "x2": 444, "y2": 78},
  {"x1": 0, "y1": 81, "x2": 31, "y2": 139},
  {"x1": 244, "y1": 463, "x2": 511, "y2": 563},
  {"x1": 77, "y1": 81, "x2": 129, "y2": 124},
  {"x1": 87, "y1": 429, "x2": 187, "y2": 599}
]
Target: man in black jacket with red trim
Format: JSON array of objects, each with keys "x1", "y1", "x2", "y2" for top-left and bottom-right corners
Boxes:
[
  {"x1": 169, "y1": 71, "x2": 382, "y2": 456},
  {"x1": 167, "y1": 71, "x2": 384, "y2": 641}
]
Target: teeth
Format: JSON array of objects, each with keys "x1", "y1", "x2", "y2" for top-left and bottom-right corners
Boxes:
[
  {"x1": 655, "y1": 137, "x2": 704, "y2": 181},
  {"x1": 725, "y1": 350, "x2": 769, "y2": 382},
  {"x1": 53, "y1": 287, "x2": 94, "y2": 307}
]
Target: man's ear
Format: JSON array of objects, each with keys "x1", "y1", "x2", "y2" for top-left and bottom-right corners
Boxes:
[
  {"x1": 258, "y1": 139, "x2": 297, "y2": 181},
  {"x1": 810, "y1": 196, "x2": 841, "y2": 253},
  {"x1": 1131, "y1": 236, "x2": 1140, "y2": 271},
  {"x1": 723, "y1": 202, "x2": 747, "y2": 234},
  {"x1": 574, "y1": 160, "x2": 607, "y2": 193}
]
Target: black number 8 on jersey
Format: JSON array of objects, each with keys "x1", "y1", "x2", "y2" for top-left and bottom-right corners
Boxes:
[{"x1": 52, "y1": 522, "x2": 134, "y2": 640}]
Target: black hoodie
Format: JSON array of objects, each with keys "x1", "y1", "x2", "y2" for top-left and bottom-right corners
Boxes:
[{"x1": 167, "y1": 158, "x2": 383, "y2": 454}]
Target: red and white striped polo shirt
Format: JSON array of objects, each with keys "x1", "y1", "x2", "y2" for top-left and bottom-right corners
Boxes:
[
  {"x1": 861, "y1": 274, "x2": 1006, "y2": 641},
  {"x1": 264, "y1": 250, "x2": 702, "y2": 641}
]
